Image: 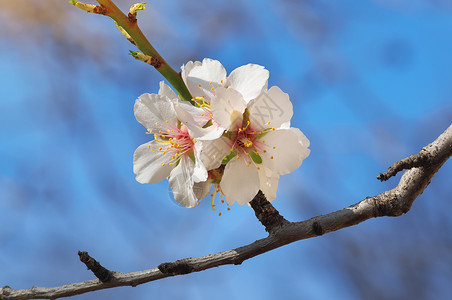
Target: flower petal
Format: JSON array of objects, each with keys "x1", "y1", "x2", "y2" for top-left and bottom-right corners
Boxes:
[
  {"x1": 198, "y1": 137, "x2": 232, "y2": 170},
  {"x1": 248, "y1": 86, "x2": 293, "y2": 130},
  {"x1": 260, "y1": 128, "x2": 310, "y2": 175},
  {"x1": 185, "y1": 58, "x2": 227, "y2": 98},
  {"x1": 211, "y1": 87, "x2": 246, "y2": 130},
  {"x1": 193, "y1": 143, "x2": 208, "y2": 182},
  {"x1": 134, "y1": 93, "x2": 177, "y2": 132},
  {"x1": 158, "y1": 81, "x2": 179, "y2": 102},
  {"x1": 133, "y1": 141, "x2": 174, "y2": 184},
  {"x1": 258, "y1": 167, "x2": 280, "y2": 202},
  {"x1": 174, "y1": 102, "x2": 224, "y2": 140},
  {"x1": 221, "y1": 157, "x2": 260, "y2": 206},
  {"x1": 193, "y1": 181, "x2": 212, "y2": 200},
  {"x1": 174, "y1": 102, "x2": 208, "y2": 128},
  {"x1": 226, "y1": 64, "x2": 269, "y2": 103},
  {"x1": 168, "y1": 156, "x2": 198, "y2": 208},
  {"x1": 181, "y1": 60, "x2": 202, "y2": 85}
]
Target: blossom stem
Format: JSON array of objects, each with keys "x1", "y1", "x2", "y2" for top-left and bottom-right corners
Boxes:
[{"x1": 94, "y1": 0, "x2": 193, "y2": 104}]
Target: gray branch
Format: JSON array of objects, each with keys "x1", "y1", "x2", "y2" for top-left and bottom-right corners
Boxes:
[{"x1": 2, "y1": 123, "x2": 451, "y2": 300}]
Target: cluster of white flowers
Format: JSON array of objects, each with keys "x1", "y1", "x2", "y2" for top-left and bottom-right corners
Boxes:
[{"x1": 133, "y1": 59, "x2": 310, "y2": 212}]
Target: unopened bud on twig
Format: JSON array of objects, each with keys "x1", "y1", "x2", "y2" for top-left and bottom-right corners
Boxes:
[
  {"x1": 129, "y1": 51, "x2": 161, "y2": 68},
  {"x1": 115, "y1": 21, "x2": 135, "y2": 45},
  {"x1": 69, "y1": 0, "x2": 106, "y2": 14},
  {"x1": 128, "y1": 3, "x2": 147, "y2": 22}
]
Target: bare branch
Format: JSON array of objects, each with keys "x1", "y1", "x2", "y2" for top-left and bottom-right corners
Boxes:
[
  {"x1": 378, "y1": 124, "x2": 451, "y2": 182},
  {"x1": 1, "y1": 124, "x2": 451, "y2": 300},
  {"x1": 78, "y1": 251, "x2": 113, "y2": 283},
  {"x1": 249, "y1": 190, "x2": 289, "y2": 233},
  {"x1": 377, "y1": 151, "x2": 430, "y2": 181}
]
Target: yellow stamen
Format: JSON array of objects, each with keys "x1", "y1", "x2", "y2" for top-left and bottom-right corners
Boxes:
[{"x1": 244, "y1": 139, "x2": 253, "y2": 147}]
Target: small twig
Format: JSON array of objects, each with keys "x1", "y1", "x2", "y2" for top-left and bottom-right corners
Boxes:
[
  {"x1": 78, "y1": 251, "x2": 113, "y2": 282},
  {"x1": 378, "y1": 149, "x2": 436, "y2": 181},
  {"x1": 249, "y1": 190, "x2": 289, "y2": 233}
]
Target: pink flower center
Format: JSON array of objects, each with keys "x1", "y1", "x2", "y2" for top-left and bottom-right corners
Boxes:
[{"x1": 147, "y1": 124, "x2": 195, "y2": 166}]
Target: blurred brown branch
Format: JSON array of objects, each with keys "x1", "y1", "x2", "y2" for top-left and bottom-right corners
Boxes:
[{"x1": 1, "y1": 123, "x2": 451, "y2": 300}]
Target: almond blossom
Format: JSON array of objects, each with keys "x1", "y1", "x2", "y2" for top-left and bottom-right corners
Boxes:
[
  {"x1": 177, "y1": 59, "x2": 310, "y2": 207},
  {"x1": 133, "y1": 86, "x2": 207, "y2": 208},
  {"x1": 133, "y1": 58, "x2": 310, "y2": 211}
]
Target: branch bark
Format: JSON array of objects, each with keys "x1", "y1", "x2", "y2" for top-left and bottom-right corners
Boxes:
[{"x1": 1, "y1": 123, "x2": 451, "y2": 300}]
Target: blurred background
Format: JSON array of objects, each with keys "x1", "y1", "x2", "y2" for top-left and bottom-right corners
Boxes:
[{"x1": 1, "y1": 0, "x2": 452, "y2": 299}]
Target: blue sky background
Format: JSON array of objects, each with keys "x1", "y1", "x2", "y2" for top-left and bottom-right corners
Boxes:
[{"x1": 1, "y1": 0, "x2": 452, "y2": 299}]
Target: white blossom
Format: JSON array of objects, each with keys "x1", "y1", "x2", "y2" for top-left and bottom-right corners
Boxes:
[
  {"x1": 133, "y1": 58, "x2": 310, "y2": 211},
  {"x1": 133, "y1": 92, "x2": 207, "y2": 208},
  {"x1": 178, "y1": 59, "x2": 310, "y2": 206}
]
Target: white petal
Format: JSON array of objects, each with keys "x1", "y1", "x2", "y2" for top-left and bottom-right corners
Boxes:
[
  {"x1": 185, "y1": 59, "x2": 227, "y2": 98},
  {"x1": 198, "y1": 137, "x2": 232, "y2": 170},
  {"x1": 133, "y1": 141, "x2": 174, "y2": 184},
  {"x1": 158, "y1": 81, "x2": 179, "y2": 102},
  {"x1": 193, "y1": 181, "x2": 212, "y2": 200},
  {"x1": 260, "y1": 128, "x2": 310, "y2": 175},
  {"x1": 134, "y1": 93, "x2": 177, "y2": 132},
  {"x1": 193, "y1": 143, "x2": 208, "y2": 182},
  {"x1": 211, "y1": 87, "x2": 246, "y2": 130},
  {"x1": 293, "y1": 128, "x2": 311, "y2": 153},
  {"x1": 226, "y1": 64, "x2": 269, "y2": 103},
  {"x1": 181, "y1": 60, "x2": 202, "y2": 85},
  {"x1": 258, "y1": 167, "x2": 280, "y2": 202},
  {"x1": 168, "y1": 156, "x2": 198, "y2": 208},
  {"x1": 174, "y1": 102, "x2": 224, "y2": 140},
  {"x1": 221, "y1": 157, "x2": 260, "y2": 206},
  {"x1": 248, "y1": 86, "x2": 293, "y2": 130},
  {"x1": 174, "y1": 102, "x2": 208, "y2": 128}
]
